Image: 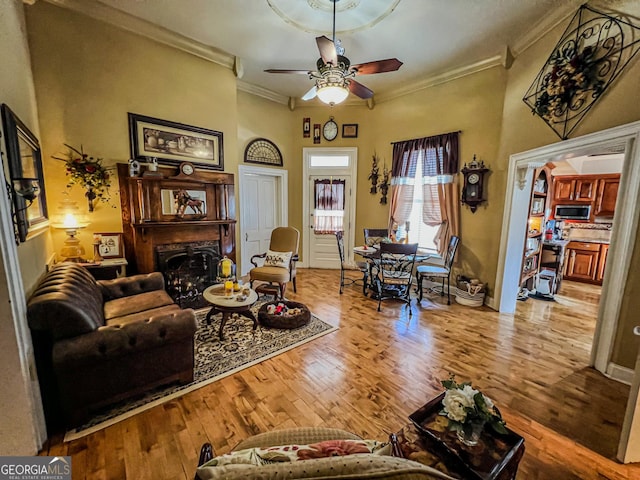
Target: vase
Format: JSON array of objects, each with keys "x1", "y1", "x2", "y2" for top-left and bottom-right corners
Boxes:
[
  {"x1": 86, "y1": 188, "x2": 97, "y2": 212},
  {"x1": 457, "y1": 422, "x2": 485, "y2": 447}
]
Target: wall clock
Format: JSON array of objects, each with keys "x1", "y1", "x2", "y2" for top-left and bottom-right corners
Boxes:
[
  {"x1": 323, "y1": 117, "x2": 338, "y2": 141},
  {"x1": 461, "y1": 155, "x2": 489, "y2": 213},
  {"x1": 244, "y1": 138, "x2": 283, "y2": 167}
]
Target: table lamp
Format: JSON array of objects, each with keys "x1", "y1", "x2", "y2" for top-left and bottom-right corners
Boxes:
[{"x1": 51, "y1": 199, "x2": 89, "y2": 262}]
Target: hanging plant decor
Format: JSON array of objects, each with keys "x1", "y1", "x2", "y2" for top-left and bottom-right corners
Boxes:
[{"x1": 523, "y1": 4, "x2": 640, "y2": 140}]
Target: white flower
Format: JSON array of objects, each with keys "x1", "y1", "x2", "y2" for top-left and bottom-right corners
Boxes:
[
  {"x1": 443, "y1": 388, "x2": 475, "y2": 423},
  {"x1": 483, "y1": 394, "x2": 494, "y2": 411}
]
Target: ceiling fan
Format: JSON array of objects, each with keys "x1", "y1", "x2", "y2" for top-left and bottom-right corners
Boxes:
[{"x1": 265, "y1": 0, "x2": 402, "y2": 105}]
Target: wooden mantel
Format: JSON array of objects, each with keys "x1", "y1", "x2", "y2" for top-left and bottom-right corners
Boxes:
[{"x1": 117, "y1": 163, "x2": 236, "y2": 274}]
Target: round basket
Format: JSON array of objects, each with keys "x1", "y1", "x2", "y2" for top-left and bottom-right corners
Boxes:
[
  {"x1": 258, "y1": 301, "x2": 311, "y2": 329},
  {"x1": 455, "y1": 282, "x2": 485, "y2": 307}
]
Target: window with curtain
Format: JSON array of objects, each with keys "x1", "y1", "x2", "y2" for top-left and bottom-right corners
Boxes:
[
  {"x1": 388, "y1": 132, "x2": 460, "y2": 256},
  {"x1": 314, "y1": 179, "x2": 345, "y2": 234}
]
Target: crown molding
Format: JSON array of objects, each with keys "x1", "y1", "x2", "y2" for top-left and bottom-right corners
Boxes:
[
  {"x1": 237, "y1": 80, "x2": 289, "y2": 105},
  {"x1": 42, "y1": 0, "x2": 234, "y2": 69},
  {"x1": 510, "y1": 1, "x2": 580, "y2": 57}
]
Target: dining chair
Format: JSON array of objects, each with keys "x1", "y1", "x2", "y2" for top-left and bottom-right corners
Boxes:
[
  {"x1": 374, "y1": 242, "x2": 419, "y2": 312},
  {"x1": 335, "y1": 231, "x2": 369, "y2": 295},
  {"x1": 416, "y1": 235, "x2": 459, "y2": 304},
  {"x1": 363, "y1": 228, "x2": 389, "y2": 247},
  {"x1": 249, "y1": 226, "x2": 300, "y2": 299}
]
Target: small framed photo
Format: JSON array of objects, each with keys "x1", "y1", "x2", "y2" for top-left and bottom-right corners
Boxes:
[
  {"x1": 342, "y1": 123, "x2": 358, "y2": 138},
  {"x1": 94, "y1": 232, "x2": 124, "y2": 258},
  {"x1": 303, "y1": 117, "x2": 311, "y2": 138},
  {"x1": 313, "y1": 123, "x2": 321, "y2": 144}
]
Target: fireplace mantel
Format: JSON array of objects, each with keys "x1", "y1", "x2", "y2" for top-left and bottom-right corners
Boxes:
[{"x1": 117, "y1": 163, "x2": 236, "y2": 274}]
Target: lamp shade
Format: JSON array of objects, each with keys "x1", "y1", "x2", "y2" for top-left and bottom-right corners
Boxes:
[
  {"x1": 316, "y1": 85, "x2": 349, "y2": 105},
  {"x1": 50, "y1": 198, "x2": 89, "y2": 230}
]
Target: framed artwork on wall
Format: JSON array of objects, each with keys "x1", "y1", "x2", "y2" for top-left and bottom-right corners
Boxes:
[
  {"x1": 94, "y1": 232, "x2": 124, "y2": 258},
  {"x1": 313, "y1": 123, "x2": 321, "y2": 144},
  {"x1": 1, "y1": 104, "x2": 48, "y2": 243},
  {"x1": 128, "y1": 113, "x2": 224, "y2": 170},
  {"x1": 303, "y1": 117, "x2": 311, "y2": 138},
  {"x1": 244, "y1": 138, "x2": 283, "y2": 167},
  {"x1": 342, "y1": 123, "x2": 358, "y2": 138}
]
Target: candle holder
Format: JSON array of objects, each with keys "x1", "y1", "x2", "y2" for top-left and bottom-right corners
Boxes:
[{"x1": 217, "y1": 256, "x2": 236, "y2": 283}]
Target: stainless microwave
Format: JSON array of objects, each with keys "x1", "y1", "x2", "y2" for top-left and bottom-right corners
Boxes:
[{"x1": 554, "y1": 204, "x2": 591, "y2": 220}]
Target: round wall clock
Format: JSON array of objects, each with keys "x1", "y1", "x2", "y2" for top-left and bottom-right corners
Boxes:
[
  {"x1": 244, "y1": 138, "x2": 283, "y2": 166},
  {"x1": 180, "y1": 162, "x2": 195, "y2": 176},
  {"x1": 323, "y1": 118, "x2": 338, "y2": 141}
]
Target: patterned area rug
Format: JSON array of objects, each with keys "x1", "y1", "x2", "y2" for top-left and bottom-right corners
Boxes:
[{"x1": 64, "y1": 301, "x2": 336, "y2": 441}]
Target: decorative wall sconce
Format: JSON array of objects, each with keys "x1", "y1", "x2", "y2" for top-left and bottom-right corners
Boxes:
[
  {"x1": 368, "y1": 154, "x2": 379, "y2": 193},
  {"x1": 523, "y1": 4, "x2": 640, "y2": 140},
  {"x1": 378, "y1": 163, "x2": 390, "y2": 205}
]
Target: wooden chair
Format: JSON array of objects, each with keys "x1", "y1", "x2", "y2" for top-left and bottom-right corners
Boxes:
[
  {"x1": 363, "y1": 228, "x2": 389, "y2": 246},
  {"x1": 249, "y1": 227, "x2": 299, "y2": 299},
  {"x1": 335, "y1": 231, "x2": 368, "y2": 294},
  {"x1": 416, "y1": 235, "x2": 459, "y2": 305},
  {"x1": 374, "y1": 242, "x2": 419, "y2": 312}
]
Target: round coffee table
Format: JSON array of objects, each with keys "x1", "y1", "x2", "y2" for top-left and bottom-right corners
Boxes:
[{"x1": 203, "y1": 284, "x2": 259, "y2": 340}]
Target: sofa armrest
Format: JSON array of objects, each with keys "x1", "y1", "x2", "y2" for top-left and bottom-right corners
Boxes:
[
  {"x1": 52, "y1": 309, "x2": 197, "y2": 367},
  {"x1": 98, "y1": 272, "x2": 166, "y2": 301}
]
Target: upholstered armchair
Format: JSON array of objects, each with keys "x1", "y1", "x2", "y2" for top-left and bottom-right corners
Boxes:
[{"x1": 249, "y1": 226, "x2": 300, "y2": 299}]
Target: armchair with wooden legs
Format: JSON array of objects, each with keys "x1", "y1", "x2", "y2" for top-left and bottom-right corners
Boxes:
[{"x1": 249, "y1": 226, "x2": 300, "y2": 299}]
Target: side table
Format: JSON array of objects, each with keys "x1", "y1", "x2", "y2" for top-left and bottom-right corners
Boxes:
[
  {"x1": 78, "y1": 258, "x2": 128, "y2": 280},
  {"x1": 202, "y1": 284, "x2": 259, "y2": 340},
  {"x1": 394, "y1": 393, "x2": 525, "y2": 480}
]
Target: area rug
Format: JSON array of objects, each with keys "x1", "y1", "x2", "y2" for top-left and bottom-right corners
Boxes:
[{"x1": 64, "y1": 301, "x2": 336, "y2": 441}]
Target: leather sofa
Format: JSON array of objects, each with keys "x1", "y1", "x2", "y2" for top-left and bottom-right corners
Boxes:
[{"x1": 28, "y1": 262, "x2": 197, "y2": 432}]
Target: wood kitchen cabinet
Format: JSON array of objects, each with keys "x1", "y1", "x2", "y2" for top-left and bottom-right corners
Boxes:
[
  {"x1": 594, "y1": 177, "x2": 619, "y2": 217},
  {"x1": 553, "y1": 177, "x2": 576, "y2": 202},
  {"x1": 564, "y1": 241, "x2": 609, "y2": 285},
  {"x1": 553, "y1": 176, "x2": 597, "y2": 202}
]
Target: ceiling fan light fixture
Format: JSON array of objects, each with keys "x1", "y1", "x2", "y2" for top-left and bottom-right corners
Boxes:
[{"x1": 315, "y1": 77, "x2": 349, "y2": 105}]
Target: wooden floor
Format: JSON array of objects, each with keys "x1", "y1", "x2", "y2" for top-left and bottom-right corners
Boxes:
[{"x1": 41, "y1": 269, "x2": 640, "y2": 479}]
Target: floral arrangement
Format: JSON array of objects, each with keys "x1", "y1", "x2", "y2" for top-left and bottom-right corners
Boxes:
[
  {"x1": 53, "y1": 144, "x2": 112, "y2": 210},
  {"x1": 533, "y1": 45, "x2": 604, "y2": 123},
  {"x1": 440, "y1": 375, "x2": 507, "y2": 442}
]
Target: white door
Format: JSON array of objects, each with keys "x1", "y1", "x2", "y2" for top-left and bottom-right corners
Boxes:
[
  {"x1": 239, "y1": 166, "x2": 288, "y2": 276},
  {"x1": 302, "y1": 147, "x2": 358, "y2": 270},
  {"x1": 308, "y1": 175, "x2": 352, "y2": 268}
]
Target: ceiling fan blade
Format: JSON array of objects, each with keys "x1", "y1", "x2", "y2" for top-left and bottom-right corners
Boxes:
[
  {"x1": 264, "y1": 69, "x2": 311, "y2": 74},
  {"x1": 316, "y1": 35, "x2": 338, "y2": 66},
  {"x1": 351, "y1": 58, "x2": 403, "y2": 75},
  {"x1": 348, "y1": 80, "x2": 374, "y2": 99},
  {"x1": 301, "y1": 85, "x2": 318, "y2": 101}
]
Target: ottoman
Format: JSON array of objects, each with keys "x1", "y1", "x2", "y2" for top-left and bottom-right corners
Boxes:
[{"x1": 258, "y1": 301, "x2": 311, "y2": 329}]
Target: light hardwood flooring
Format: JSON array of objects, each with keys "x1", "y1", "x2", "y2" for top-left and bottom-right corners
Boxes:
[{"x1": 40, "y1": 269, "x2": 640, "y2": 479}]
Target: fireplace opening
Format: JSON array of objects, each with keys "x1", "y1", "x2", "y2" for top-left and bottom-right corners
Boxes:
[{"x1": 156, "y1": 241, "x2": 221, "y2": 309}]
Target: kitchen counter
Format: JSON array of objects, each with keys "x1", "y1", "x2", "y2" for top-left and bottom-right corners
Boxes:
[{"x1": 543, "y1": 239, "x2": 570, "y2": 247}]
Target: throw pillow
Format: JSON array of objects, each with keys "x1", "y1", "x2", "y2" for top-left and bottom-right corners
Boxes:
[{"x1": 264, "y1": 250, "x2": 292, "y2": 269}]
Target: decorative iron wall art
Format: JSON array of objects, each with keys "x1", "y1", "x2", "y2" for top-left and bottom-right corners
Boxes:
[{"x1": 523, "y1": 4, "x2": 640, "y2": 140}]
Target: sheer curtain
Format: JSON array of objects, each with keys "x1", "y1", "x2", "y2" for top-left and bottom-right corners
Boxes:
[
  {"x1": 314, "y1": 179, "x2": 345, "y2": 234},
  {"x1": 389, "y1": 132, "x2": 460, "y2": 256}
]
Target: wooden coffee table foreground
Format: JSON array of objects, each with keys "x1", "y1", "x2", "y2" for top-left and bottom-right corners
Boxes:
[
  {"x1": 394, "y1": 393, "x2": 525, "y2": 480},
  {"x1": 202, "y1": 284, "x2": 259, "y2": 340}
]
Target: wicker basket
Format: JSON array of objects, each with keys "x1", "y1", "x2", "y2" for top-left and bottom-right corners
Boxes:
[
  {"x1": 455, "y1": 280, "x2": 485, "y2": 307},
  {"x1": 258, "y1": 301, "x2": 311, "y2": 329}
]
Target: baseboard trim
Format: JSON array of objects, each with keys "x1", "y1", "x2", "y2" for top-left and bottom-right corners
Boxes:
[{"x1": 606, "y1": 362, "x2": 634, "y2": 385}]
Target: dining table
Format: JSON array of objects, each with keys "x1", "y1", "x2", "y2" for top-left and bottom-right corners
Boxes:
[{"x1": 353, "y1": 244, "x2": 437, "y2": 297}]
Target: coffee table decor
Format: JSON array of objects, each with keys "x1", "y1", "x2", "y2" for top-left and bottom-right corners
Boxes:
[{"x1": 258, "y1": 301, "x2": 310, "y2": 329}]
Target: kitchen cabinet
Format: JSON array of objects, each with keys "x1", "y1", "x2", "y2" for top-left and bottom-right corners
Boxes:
[
  {"x1": 564, "y1": 241, "x2": 609, "y2": 285},
  {"x1": 594, "y1": 177, "x2": 619, "y2": 217},
  {"x1": 553, "y1": 176, "x2": 597, "y2": 202}
]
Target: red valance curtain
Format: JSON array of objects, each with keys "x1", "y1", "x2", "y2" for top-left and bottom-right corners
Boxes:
[
  {"x1": 389, "y1": 132, "x2": 460, "y2": 255},
  {"x1": 314, "y1": 179, "x2": 345, "y2": 234}
]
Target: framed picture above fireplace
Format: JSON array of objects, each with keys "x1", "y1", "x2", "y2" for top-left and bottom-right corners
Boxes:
[
  {"x1": 128, "y1": 113, "x2": 224, "y2": 170},
  {"x1": 161, "y1": 188, "x2": 207, "y2": 218}
]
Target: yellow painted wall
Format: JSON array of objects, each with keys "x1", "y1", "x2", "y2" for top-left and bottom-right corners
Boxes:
[
  {"x1": 495, "y1": 4, "x2": 640, "y2": 368},
  {"x1": 26, "y1": 1, "x2": 238, "y2": 258}
]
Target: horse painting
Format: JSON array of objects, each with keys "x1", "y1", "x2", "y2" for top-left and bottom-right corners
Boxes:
[{"x1": 174, "y1": 189, "x2": 205, "y2": 216}]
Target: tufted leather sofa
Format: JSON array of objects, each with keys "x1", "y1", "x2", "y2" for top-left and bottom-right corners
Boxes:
[{"x1": 28, "y1": 262, "x2": 197, "y2": 432}]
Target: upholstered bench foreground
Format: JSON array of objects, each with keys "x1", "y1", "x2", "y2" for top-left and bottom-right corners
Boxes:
[
  {"x1": 28, "y1": 262, "x2": 197, "y2": 431},
  {"x1": 195, "y1": 427, "x2": 455, "y2": 480}
]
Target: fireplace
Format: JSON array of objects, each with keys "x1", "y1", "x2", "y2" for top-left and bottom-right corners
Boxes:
[{"x1": 156, "y1": 241, "x2": 221, "y2": 309}]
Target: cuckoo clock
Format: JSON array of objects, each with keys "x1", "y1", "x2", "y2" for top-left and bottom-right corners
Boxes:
[{"x1": 461, "y1": 155, "x2": 489, "y2": 213}]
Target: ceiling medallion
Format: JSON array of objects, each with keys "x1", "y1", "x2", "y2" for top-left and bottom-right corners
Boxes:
[{"x1": 267, "y1": 0, "x2": 400, "y2": 35}]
